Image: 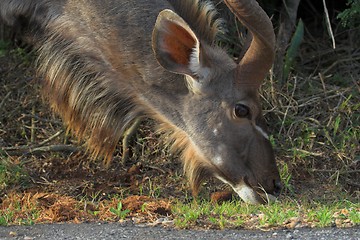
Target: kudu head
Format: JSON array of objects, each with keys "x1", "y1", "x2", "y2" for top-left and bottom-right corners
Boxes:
[
  {"x1": 151, "y1": 0, "x2": 281, "y2": 204},
  {"x1": 0, "y1": 0, "x2": 280, "y2": 204}
]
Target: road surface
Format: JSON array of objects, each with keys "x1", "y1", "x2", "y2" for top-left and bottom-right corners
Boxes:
[{"x1": 0, "y1": 223, "x2": 359, "y2": 240}]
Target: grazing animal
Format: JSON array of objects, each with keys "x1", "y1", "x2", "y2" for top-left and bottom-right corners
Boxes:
[{"x1": 0, "y1": 0, "x2": 281, "y2": 204}]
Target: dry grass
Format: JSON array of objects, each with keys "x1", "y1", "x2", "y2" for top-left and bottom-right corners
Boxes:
[{"x1": 262, "y1": 26, "x2": 360, "y2": 197}]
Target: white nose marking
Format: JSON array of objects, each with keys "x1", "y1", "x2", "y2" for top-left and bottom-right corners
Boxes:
[
  {"x1": 214, "y1": 155, "x2": 223, "y2": 165},
  {"x1": 213, "y1": 128, "x2": 218, "y2": 136},
  {"x1": 254, "y1": 125, "x2": 269, "y2": 140},
  {"x1": 215, "y1": 175, "x2": 265, "y2": 204}
]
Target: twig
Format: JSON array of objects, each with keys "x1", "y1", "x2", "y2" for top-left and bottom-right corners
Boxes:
[
  {"x1": 21, "y1": 113, "x2": 62, "y2": 124},
  {"x1": 322, "y1": 56, "x2": 360, "y2": 75},
  {"x1": 37, "y1": 130, "x2": 64, "y2": 147},
  {"x1": 294, "y1": 148, "x2": 323, "y2": 157},
  {"x1": 0, "y1": 91, "x2": 11, "y2": 111},
  {"x1": 318, "y1": 73, "x2": 330, "y2": 108},
  {"x1": 2, "y1": 130, "x2": 64, "y2": 151},
  {"x1": 3, "y1": 144, "x2": 79, "y2": 156},
  {"x1": 345, "y1": 181, "x2": 360, "y2": 188},
  {"x1": 322, "y1": 0, "x2": 336, "y2": 49},
  {"x1": 3, "y1": 145, "x2": 32, "y2": 151},
  {"x1": 146, "y1": 165, "x2": 166, "y2": 174},
  {"x1": 279, "y1": 77, "x2": 297, "y2": 134},
  {"x1": 31, "y1": 105, "x2": 36, "y2": 143},
  {"x1": 36, "y1": 177, "x2": 54, "y2": 185},
  {"x1": 311, "y1": 169, "x2": 360, "y2": 174},
  {"x1": 297, "y1": 92, "x2": 346, "y2": 108}
]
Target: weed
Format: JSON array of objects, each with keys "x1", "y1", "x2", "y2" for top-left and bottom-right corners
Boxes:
[
  {"x1": 171, "y1": 198, "x2": 360, "y2": 229},
  {"x1": 173, "y1": 201, "x2": 215, "y2": 227},
  {"x1": 278, "y1": 162, "x2": 294, "y2": 194},
  {"x1": 0, "y1": 157, "x2": 29, "y2": 193},
  {"x1": 208, "y1": 216, "x2": 218, "y2": 225},
  {"x1": 109, "y1": 201, "x2": 130, "y2": 220},
  {"x1": 283, "y1": 19, "x2": 304, "y2": 83},
  {"x1": 258, "y1": 202, "x2": 298, "y2": 227},
  {"x1": 0, "y1": 210, "x2": 13, "y2": 226},
  {"x1": 0, "y1": 194, "x2": 41, "y2": 226},
  {"x1": 88, "y1": 210, "x2": 101, "y2": 217},
  {"x1": 0, "y1": 40, "x2": 11, "y2": 57},
  {"x1": 217, "y1": 215, "x2": 227, "y2": 229},
  {"x1": 349, "y1": 209, "x2": 360, "y2": 224},
  {"x1": 308, "y1": 205, "x2": 334, "y2": 227},
  {"x1": 183, "y1": 210, "x2": 201, "y2": 223},
  {"x1": 146, "y1": 178, "x2": 162, "y2": 198},
  {"x1": 338, "y1": 0, "x2": 360, "y2": 27}
]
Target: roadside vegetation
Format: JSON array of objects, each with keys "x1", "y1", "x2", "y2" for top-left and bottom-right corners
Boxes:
[{"x1": 0, "y1": 0, "x2": 359, "y2": 230}]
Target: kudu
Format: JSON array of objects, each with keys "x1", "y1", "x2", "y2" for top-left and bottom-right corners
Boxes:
[{"x1": 0, "y1": 0, "x2": 281, "y2": 204}]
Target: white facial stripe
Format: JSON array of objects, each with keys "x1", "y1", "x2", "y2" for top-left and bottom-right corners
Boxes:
[
  {"x1": 215, "y1": 175, "x2": 261, "y2": 204},
  {"x1": 233, "y1": 183, "x2": 261, "y2": 204},
  {"x1": 215, "y1": 175, "x2": 277, "y2": 204},
  {"x1": 265, "y1": 193, "x2": 277, "y2": 203},
  {"x1": 214, "y1": 155, "x2": 223, "y2": 165},
  {"x1": 213, "y1": 128, "x2": 218, "y2": 136},
  {"x1": 215, "y1": 175, "x2": 231, "y2": 186},
  {"x1": 254, "y1": 125, "x2": 269, "y2": 140}
]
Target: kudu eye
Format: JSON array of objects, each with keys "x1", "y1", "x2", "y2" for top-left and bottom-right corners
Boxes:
[{"x1": 234, "y1": 104, "x2": 250, "y2": 118}]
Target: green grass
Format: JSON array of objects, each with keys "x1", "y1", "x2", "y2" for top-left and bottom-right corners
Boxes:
[
  {"x1": 307, "y1": 205, "x2": 333, "y2": 227},
  {"x1": 0, "y1": 40, "x2": 11, "y2": 57},
  {"x1": 0, "y1": 211, "x2": 13, "y2": 226},
  {"x1": 0, "y1": 197, "x2": 40, "y2": 226},
  {"x1": 172, "y1": 199, "x2": 360, "y2": 229},
  {"x1": 109, "y1": 201, "x2": 131, "y2": 220},
  {"x1": 0, "y1": 156, "x2": 29, "y2": 193},
  {"x1": 258, "y1": 203, "x2": 298, "y2": 227},
  {"x1": 278, "y1": 162, "x2": 294, "y2": 194}
]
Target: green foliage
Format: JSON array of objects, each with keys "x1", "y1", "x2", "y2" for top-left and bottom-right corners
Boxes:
[
  {"x1": 0, "y1": 40, "x2": 11, "y2": 57},
  {"x1": 172, "y1": 199, "x2": 360, "y2": 229},
  {"x1": 349, "y1": 209, "x2": 360, "y2": 224},
  {"x1": 338, "y1": 0, "x2": 360, "y2": 27},
  {"x1": 173, "y1": 202, "x2": 203, "y2": 227},
  {"x1": 0, "y1": 198, "x2": 39, "y2": 226},
  {"x1": 258, "y1": 202, "x2": 298, "y2": 226},
  {"x1": 0, "y1": 157, "x2": 29, "y2": 193},
  {"x1": 308, "y1": 205, "x2": 333, "y2": 227},
  {"x1": 0, "y1": 212, "x2": 13, "y2": 226},
  {"x1": 109, "y1": 201, "x2": 130, "y2": 220},
  {"x1": 283, "y1": 19, "x2": 304, "y2": 81},
  {"x1": 279, "y1": 162, "x2": 294, "y2": 194}
]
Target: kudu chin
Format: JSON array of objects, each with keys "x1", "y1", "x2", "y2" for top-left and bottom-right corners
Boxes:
[{"x1": 0, "y1": 0, "x2": 281, "y2": 204}]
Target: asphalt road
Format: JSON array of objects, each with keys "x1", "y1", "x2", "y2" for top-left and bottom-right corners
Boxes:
[{"x1": 0, "y1": 223, "x2": 359, "y2": 240}]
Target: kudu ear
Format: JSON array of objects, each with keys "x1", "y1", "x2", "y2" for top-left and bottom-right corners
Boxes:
[{"x1": 152, "y1": 9, "x2": 204, "y2": 78}]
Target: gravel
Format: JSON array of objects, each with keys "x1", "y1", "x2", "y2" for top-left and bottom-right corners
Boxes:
[{"x1": 0, "y1": 223, "x2": 359, "y2": 240}]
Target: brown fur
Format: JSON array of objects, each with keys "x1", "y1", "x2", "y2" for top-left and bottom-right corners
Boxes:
[
  {"x1": 156, "y1": 120, "x2": 216, "y2": 194},
  {"x1": 0, "y1": 0, "x2": 281, "y2": 201},
  {"x1": 168, "y1": 0, "x2": 224, "y2": 43},
  {"x1": 33, "y1": 0, "x2": 222, "y2": 164},
  {"x1": 37, "y1": 0, "x2": 221, "y2": 164},
  {"x1": 37, "y1": 26, "x2": 142, "y2": 162}
]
